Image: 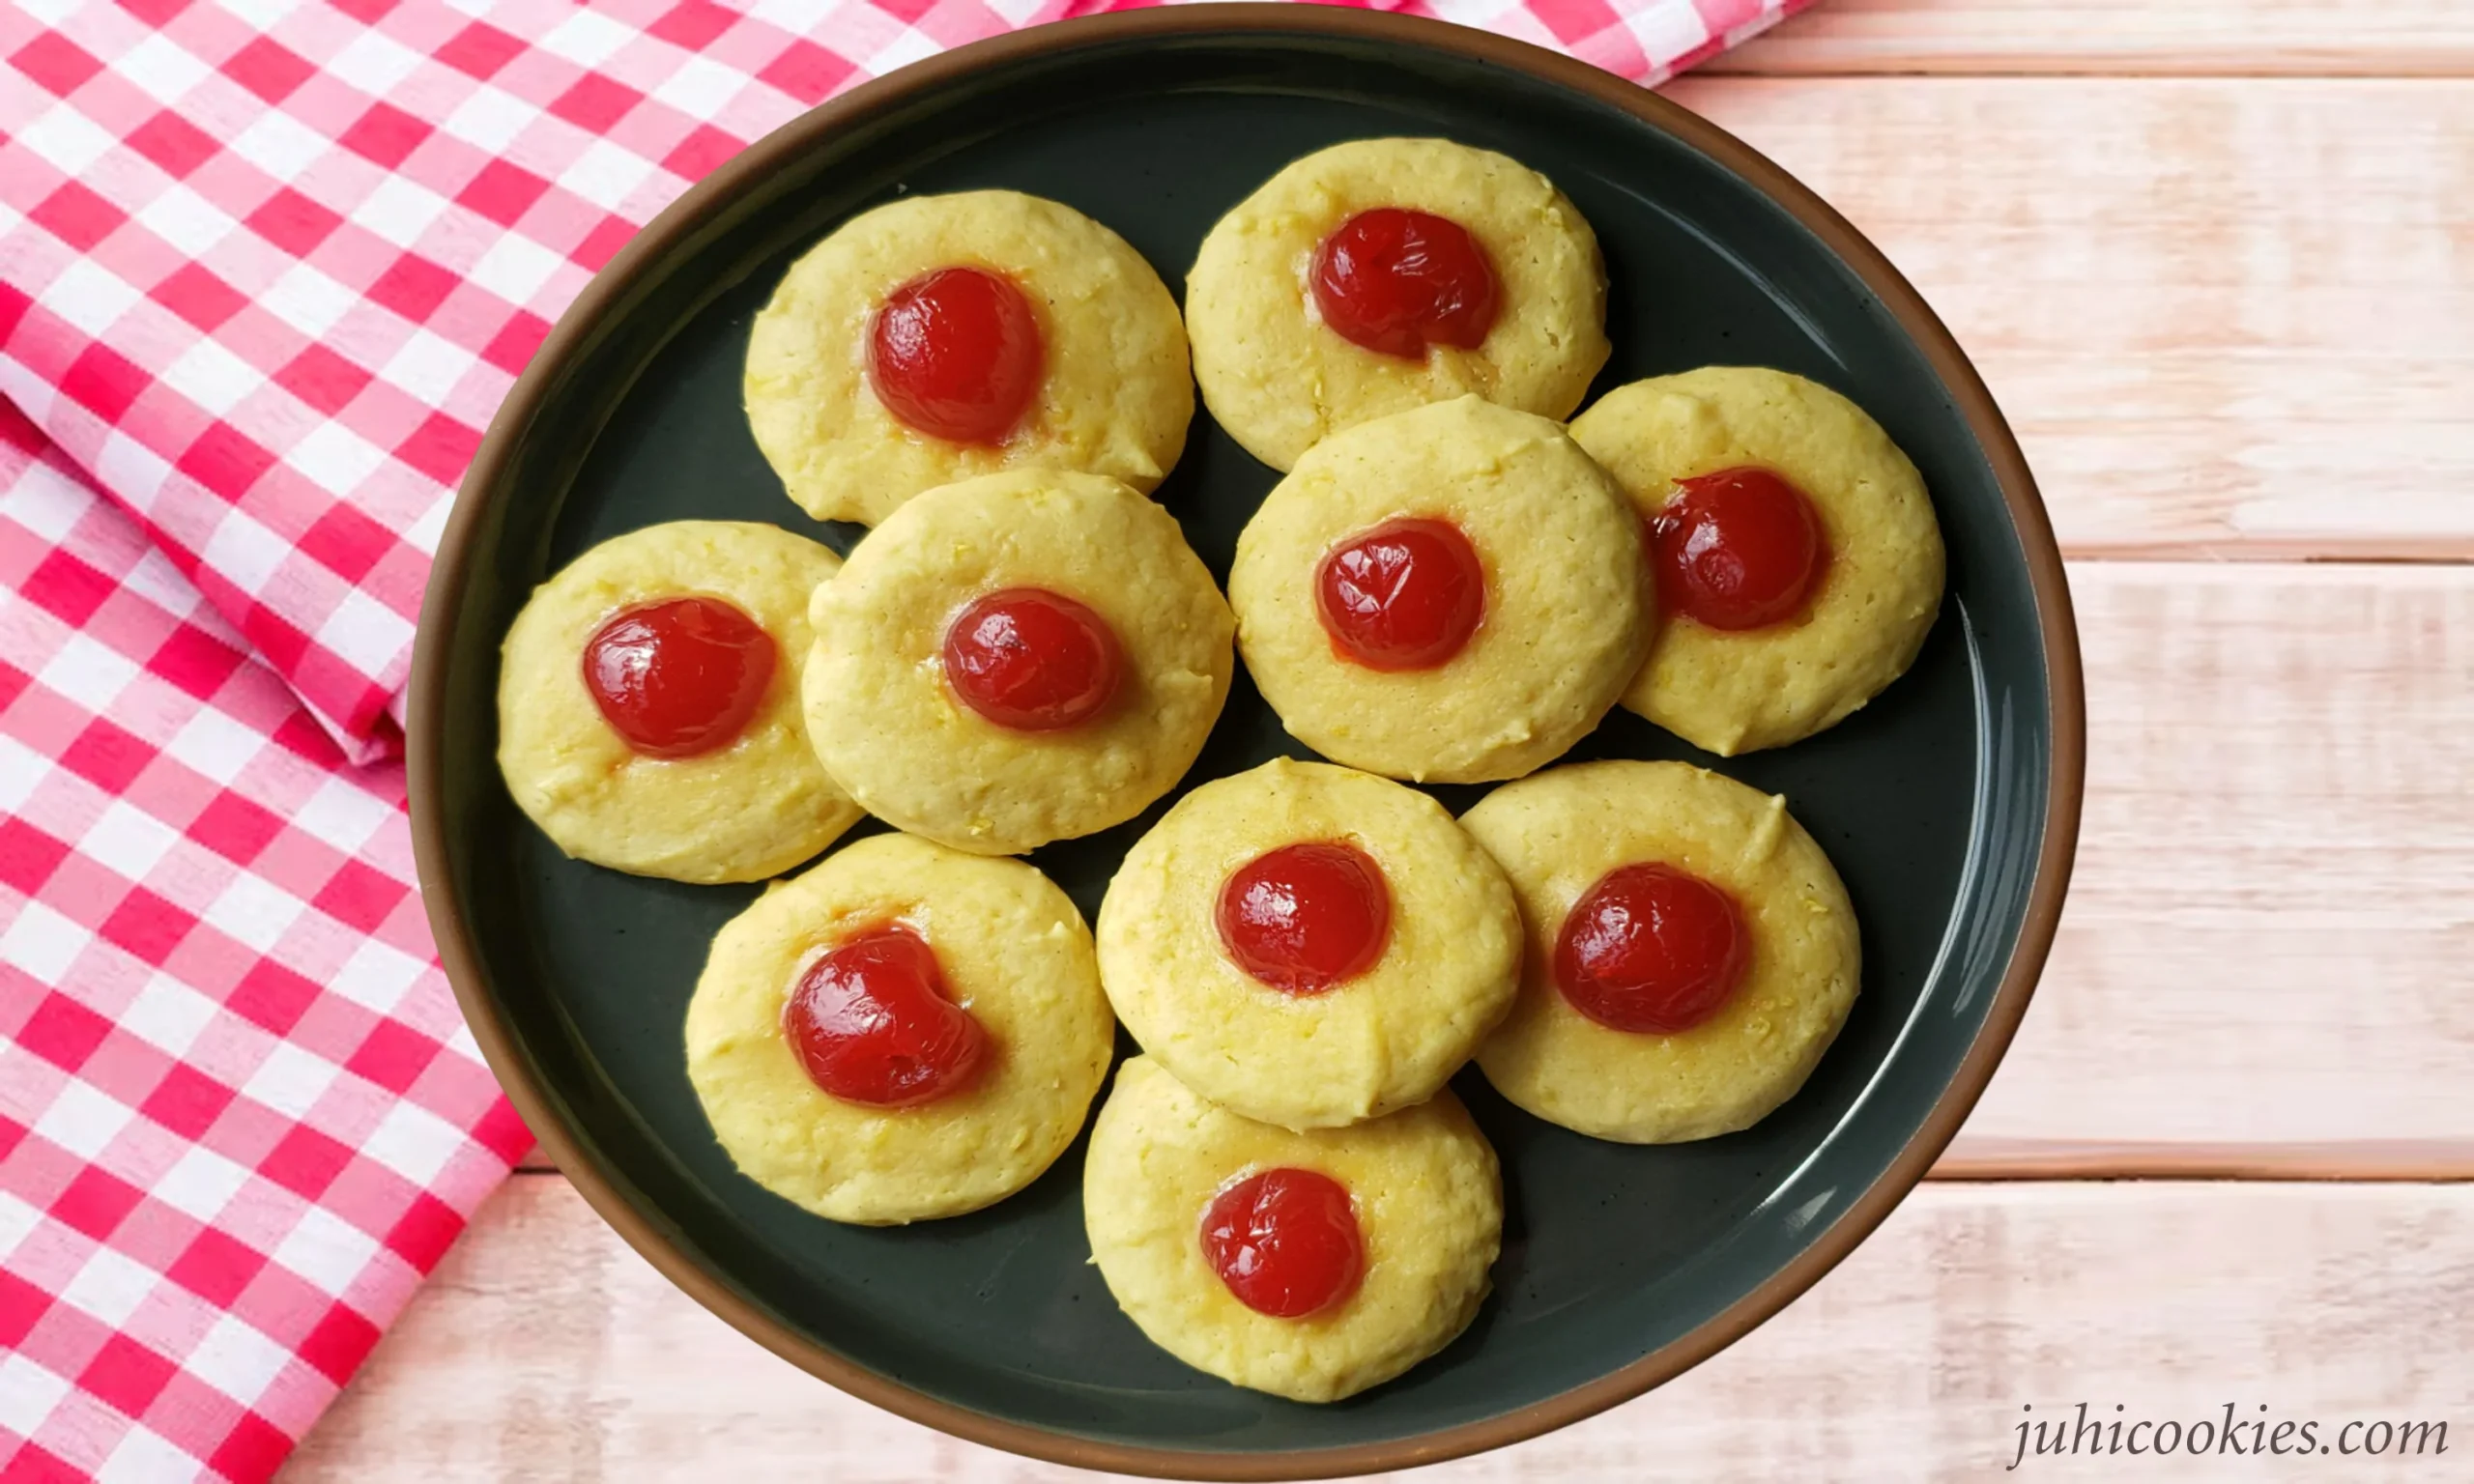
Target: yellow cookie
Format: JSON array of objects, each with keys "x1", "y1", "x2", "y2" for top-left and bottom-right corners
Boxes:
[
  {"x1": 745, "y1": 189, "x2": 1193, "y2": 525},
  {"x1": 496, "y1": 521, "x2": 860, "y2": 884},
  {"x1": 1568, "y1": 366, "x2": 1945, "y2": 755},
  {"x1": 1083, "y1": 1057, "x2": 1500, "y2": 1403},
  {"x1": 1187, "y1": 137, "x2": 1609, "y2": 471},
  {"x1": 684, "y1": 833, "x2": 1113, "y2": 1225},
  {"x1": 1462, "y1": 759, "x2": 1859, "y2": 1144},
  {"x1": 1227, "y1": 395, "x2": 1650, "y2": 784},
  {"x1": 1095, "y1": 758, "x2": 1520, "y2": 1130},
  {"x1": 803, "y1": 470, "x2": 1234, "y2": 856}
]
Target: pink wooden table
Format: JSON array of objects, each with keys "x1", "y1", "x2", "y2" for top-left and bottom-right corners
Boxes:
[{"x1": 288, "y1": 2, "x2": 2474, "y2": 1475}]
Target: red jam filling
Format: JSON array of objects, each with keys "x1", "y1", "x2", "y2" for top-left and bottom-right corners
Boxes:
[
  {"x1": 1216, "y1": 842, "x2": 1393, "y2": 994},
  {"x1": 1309, "y1": 209, "x2": 1499, "y2": 360},
  {"x1": 1200, "y1": 1167, "x2": 1366, "y2": 1319},
  {"x1": 582, "y1": 596, "x2": 777, "y2": 759},
  {"x1": 783, "y1": 925, "x2": 986, "y2": 1108},
  {"x1": 1314, "y1": 518, "x2": 1485, "y2": 672},
  {"x1": 1553, "y1": 863, "x2": 1749, "y2": 1035},
  {"x1": 941, "y1": 587, "x2": 1124, "y2": 732},
  {"x1": 866, "y1": 266, "x2": 1043, "y2": 444},
  {"x1": 1650, "y1": 467, "x2": 1827, "y2": 631}
]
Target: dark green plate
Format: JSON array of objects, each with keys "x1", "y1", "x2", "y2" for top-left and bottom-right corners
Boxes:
[{"x1": 410, "y1": 8, "x2": 2083, "y2": 1477}]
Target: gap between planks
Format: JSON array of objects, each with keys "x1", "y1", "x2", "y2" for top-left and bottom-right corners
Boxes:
[
  {"x1": 1711, "y1": 0, "x2": 2474, "y2": 78},
  {"x1": 1929, "y1": 1142, "x2": 2474, "y2": 1183}
]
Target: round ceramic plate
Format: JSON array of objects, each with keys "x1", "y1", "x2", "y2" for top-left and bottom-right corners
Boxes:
[{"x1": 410, "y1": 8, "x2": 2083, "y2": 1477}]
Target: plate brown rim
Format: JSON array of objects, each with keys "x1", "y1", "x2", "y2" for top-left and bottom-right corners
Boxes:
[{"x1": 407, "y1": 7, "x2": 2087, "y2": 1477}]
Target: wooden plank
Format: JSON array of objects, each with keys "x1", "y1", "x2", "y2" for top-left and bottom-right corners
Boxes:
[
  {"x1": 1662, "y1": 76, "x2": 2474, "y2": 559},
  {"x1": 1958, "y1": 561, "x2": 2474, "y2": 1156},
  {"x1": 1716, "y1": 0, "x2": 2474, "y2": 77},
  {"x1": 286, "y1": 1175, "x2": 2474, "y2": 1481}
]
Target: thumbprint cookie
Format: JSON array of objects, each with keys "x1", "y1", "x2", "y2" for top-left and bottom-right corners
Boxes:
[
  {"x1": 1187, "y1": 138, "x2": 1608, "y2": 471},
  {"x1": 803, "y1": 470, "x2": 1233, "y2": 855},
  {"x1": 1096, "y1": 757, "x2": 1520, "y2": 1129},
  {"x1": 1228, "y1": 395, "x2": 1649, "y2": 784},
  {"x1": 1462, "y1": 759, "x2": 1859, "y2": 1144},
  {"x1": 1568, "y1": 366, "x2": 1945, "y2": 756},
  {"x1": 497, "y1": 521, "x2": 859, "y2": 884},
  {"x1": 746, "y1": 189, "x2": 1193, "y2": 525},
  {"x1": 685, "y1": 832, "x2": 1113, "y2": 1224},
  {"x1": 1083, "y1": 1057, "x2": 1500, "y2": 1402}
]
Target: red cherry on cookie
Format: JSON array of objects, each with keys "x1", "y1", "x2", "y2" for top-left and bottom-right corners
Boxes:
[
  {"x1": 1200, "y1": 1167, "x2": 1366, "y2": 1319},
  {"x1": 1554, "y1": 863, "x2": 1749, "y2": 1035},
  {"x1": 1309, "y1": 209, "x2": 1499, "y2": 360},
  {"x1": 1650, "y1": 466, "x2": 1827, "y2": 632},
  {"x1": 1315, "y1": 518, "x2": 1485, "y2": 672},
  {"x1": 941, "y1": 587, "x2": 1124, "y2": 732},
  {"x1": 1216, "y1": 842, "x2": 1393, "y2": 994},
  {"x1": 783, "y1": 925, "x2": 986, "y2": 1108},
  {"x1": 582, "y1": 596, "x2": 777, "y2": 759},
  {"x1": 867, "y1": 266, "x2": 1043, "y2": 444}
]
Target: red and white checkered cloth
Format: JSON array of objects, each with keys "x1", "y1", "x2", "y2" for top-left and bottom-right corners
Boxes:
[
  {"x1": 0, "y1": 407, "x2": 523, "y2": 1483},
  {"x1": 0, "y1": 1, "x2": 1807, "y2": 1478}
]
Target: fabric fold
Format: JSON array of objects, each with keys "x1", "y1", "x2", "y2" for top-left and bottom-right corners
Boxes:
[{"x1": 0, "y1": 403, "x2": 522, "y2": 1482}]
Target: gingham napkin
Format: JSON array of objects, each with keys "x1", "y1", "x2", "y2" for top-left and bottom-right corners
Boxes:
[
  {"x1": 0, "y1": 408, "x2": 523, "y2": 1482},
  {"x1": 0, "y1": 1, "x2": 1809, "y2": 1477}
]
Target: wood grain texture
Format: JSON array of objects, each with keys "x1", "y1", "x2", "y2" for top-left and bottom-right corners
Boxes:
[
  {"x1": 1958, "y1": 562, "x2": 2474, "y2": 1156},
  {"x1": 286, "y1": 1175, "x2": 2474, "y2": 1482},
  {"x1": 1665, "y1": 76, "x2": 2474, "y2": 559},
  {"x1": 1717, "y1": 0, "x2": 2474, "y2": 76}
]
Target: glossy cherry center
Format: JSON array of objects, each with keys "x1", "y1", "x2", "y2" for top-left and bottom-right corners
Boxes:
[
  {"x1": 1200, "y1": 1168, "x2": 1366, "y2": 1319},
  {"x1": 1314, "y1": 518, "x2": 1485, "y2": 672},
  {"x1": 783, "y1": 926, "x2": 986, "y2": 1108},
  {"x1": 1216, "y1": 842, "x2": 1393, "y2": 994},
  {"x1": 1554, "y1": 863, "x2": 1749, "y2": 1035},
  {"x1": 1309, "y1": 209, "x2": 1499, "y2": 360},
  {"x1": 866, "y1": 266, "x2": 1043, "y2": 444},
  {"x1": 581, "y1": 596, "x2": 777, "y2": 759},
  {"x1": 1650, "y1": 466, "x2": 1827, "y2": 632},
  {"x1": 941, "y1": 587, "x2": 1124, "y2": 732}
]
